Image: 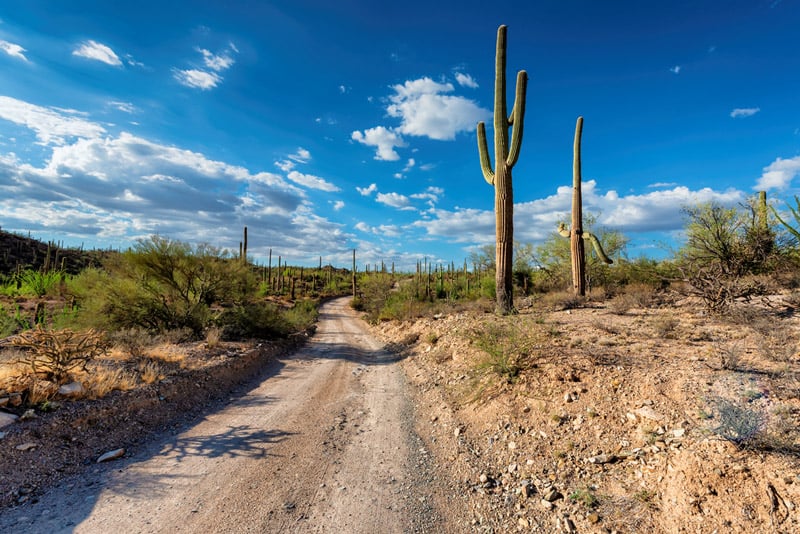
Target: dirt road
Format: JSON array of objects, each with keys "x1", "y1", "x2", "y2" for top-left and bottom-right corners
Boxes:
[{"x1": 0, "y1": 297, "x2": 443, "y2": 533}]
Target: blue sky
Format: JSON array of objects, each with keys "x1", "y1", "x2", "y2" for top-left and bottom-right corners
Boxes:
[{"x1": 1, "y1": 1, "x2": 798, "y2": 269}]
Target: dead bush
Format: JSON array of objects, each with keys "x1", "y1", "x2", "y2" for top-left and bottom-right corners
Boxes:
[{"x1": 10, "y1": 327, "x2": 109, "y2": 383}]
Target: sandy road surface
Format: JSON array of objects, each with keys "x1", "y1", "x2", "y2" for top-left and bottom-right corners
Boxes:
[{"x1": 0, "y1": 297, "x2": 441, "y2": 533}]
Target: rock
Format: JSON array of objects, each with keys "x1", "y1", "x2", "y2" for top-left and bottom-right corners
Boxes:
[
  {"x1": 508, "y1": 463, "x2": 517, "y2": 473},
  {"x1": 479, "y1": 473, "x2": 489, "y2": 484},
  {"x1": 521, "y1": 482, "x2": 535, "y2": 498},
  {"x1": 508, "y1": 441, "x2": 516, "y2": 450},
  {"x1": 0, "y1": 397, "x2": 8, "y2": 408},
  {"x1": 587, "y1": 453, "x2": 618, "y2": 464},
  {"x1": 58, "y1": 381, "x2": 84, "y2": 397},
  {"x1": 16, "y1": 442, "x2": 37, "y2": 451},
  {"x1": 587, "y1": 512, "x2": 600, "y2": 524},
  {"x1": 20, "y1": 409, "x2": 37, "y2": 421},
  {"x1": 564, "y1": 392, "x2": 573, "y2": 403},
  {"x1": 634, "y1": 406, "x2": 665, "y2": 422},
  {"x1": 0, "y1": 411, "x2": 19, "y2": 428},
  {"x1": 672, "y1": 428, "x2": 686, "y2": 438},
  {"x1": 518, "y1": 517, "x2": 530, "y2": 528},
  {"x1": 544, "y1": 488, "x2": 563, "y2": 502},
  {"x1": 541, "y1": 499, "x2": 554, "y2": 510},
  {"x1": 0, "y1": 431, "x2": 5, "y2": 439},
  {"x1": 454, "y1": 427, "x2": 461, "y2": 437},
  {"x1": 97, "y1": 448, "x2": 125, "y2": 463}
]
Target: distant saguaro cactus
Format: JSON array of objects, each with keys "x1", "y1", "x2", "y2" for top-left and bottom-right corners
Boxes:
[
  {"x1": 477, "y1": 24, "x2": 528, "y2": 315},
  {"x1": 558, "y1": 117, "x2": 612, "y2": 296}
]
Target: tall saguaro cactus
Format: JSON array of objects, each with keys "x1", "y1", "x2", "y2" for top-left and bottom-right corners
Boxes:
[
  {"x1": 477, "y1": 24, "x2": 527, "y2": 315},
  {"x1": 558, "y1": 117, "x2": 612, "y2": 296}
]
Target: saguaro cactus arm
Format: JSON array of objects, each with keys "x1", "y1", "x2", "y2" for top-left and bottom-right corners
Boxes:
[
  {"x1": 477, "y1": 122, "x2": 494, "y2": 185},
  {"x1": 558, "y1": 223, "x2": 613, "y2": 264},
  {"x1": 506, "y1": 71, "x2": 527, "y2": 167}
]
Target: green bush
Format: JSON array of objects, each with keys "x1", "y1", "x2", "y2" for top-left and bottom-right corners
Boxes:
[{"x1": 217, "y1": 302, "x2": 288, "y2": 340}]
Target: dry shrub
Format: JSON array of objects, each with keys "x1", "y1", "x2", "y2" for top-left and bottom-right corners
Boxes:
[
  {"x1": 540, "y1": 290, "x2": 584, "y2": 311},
  {"x1": 107, "y1": 327, "x2": 158, "y2": 359},
  {"x1": 137, "y1": 359, "x2": 165, "y2": 384},
  {"x1": 9, "y1": 327, "x2": 109, "y2": 383},
  {"x1": 27, "y1": 379, "x2": 59, "y2": 404},
  {"x1": 83, "y1": 364, "x2": 137, "y2": 399},
  {"x1": 651, "y1": 314, "x2": 679, "y2": 338},
  {"x1": 205, "y1": 326, "x2": 222, "y2": 348}
]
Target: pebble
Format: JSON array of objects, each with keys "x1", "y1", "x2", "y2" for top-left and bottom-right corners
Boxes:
[
  {"x1": 16, "y1": 442, "x2": 37, "y2": 451},
  {"x1": 544, "y1": 488, "x2": 563, "y2": 502},
  {"x1": 97, "y1": 448, "x2": 125, "y2": 463}
]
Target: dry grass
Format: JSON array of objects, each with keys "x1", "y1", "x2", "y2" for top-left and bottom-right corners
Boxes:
[
  {"x1": 137, "y1": 359, "x2": 165, "y2": 384},
  {"x1": 81, "y1": 364, "x2": 138, "y2": 399}
]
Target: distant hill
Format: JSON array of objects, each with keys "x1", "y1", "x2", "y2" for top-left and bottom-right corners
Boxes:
[{"x1": 0, "y1": 229, "x2": 112, "y2": 276}]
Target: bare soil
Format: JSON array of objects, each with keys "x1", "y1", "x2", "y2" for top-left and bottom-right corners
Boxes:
[
  {"x1": 370, "y1": 293, "x2": 800, "y2": 533},
  {"x1": 2, "y1": 292, "x2": 800, "y2": 533}
]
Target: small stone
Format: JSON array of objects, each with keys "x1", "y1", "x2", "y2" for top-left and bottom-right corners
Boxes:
[
  {"x1": 634, "y1": 406, "x2": 665, "y2": 422},
  {"x1": 20, "y1": 409, "x2": 37, "y2": 421},
  {"x1": 479, "y1": 474, "x2": 489, "y2": 484},
  {"x1": 508, "y1": 463, "x2": 517, "y2": 473},
  {"x1": 587, "y1": 512, "x2": 600, "y2": 524},
  {"x1": 521, "y1": 482, "x2": 535, "y2": 498},
  {"x1": 522, "y1": 406, "x2": 531, "y2": 413},
  {"x1": 564, "y1": 392, "x2": 573, "y2": 403},
  {"x1": 672, "y1": 428, "x2": 686, "y2": 438},
  {"x1": 58, "y1": 381, "x2": 84, "y2": 398},
  {"x1": 16, "y1": 442, "x2": 37, "y2": 451},
  {"x1": 97, "y1": 448, "x2": 125, "y2": 463},
  {"x1": 518, "y1": 517, "x2": 530, "y2": 528},
  {"x1": 430, "y1": 415, "x2": 438, "y2": 422},
  {"x1": 544, "y1": 488, "x2": 563, "y2": 502},
  {"x1": 0, "y1": 397, "x2": 8, "y2": 408},
  {"x1": 540, "y1": 499, "x2": 553, "y2": 510},
  {"x1": 588, "y1": 453, "x2": 618, "y2": 464},
  {"x1": 0, "y1": 412, "x2": 19, "y2": 428},
  {"x1": 454, "y1": 427, "x2": 461, "y2": 437},
  {"x1": 508, "y1": 441, "x2": 516, "y2": 450}
]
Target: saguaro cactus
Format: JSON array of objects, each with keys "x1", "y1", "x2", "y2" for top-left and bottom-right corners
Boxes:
[
  {"x1": 558, "y1": 117, "x2": 612, "y2": 296},
  {"x1": 477, "y1": 24, "x2": 527, "y2": 315}
]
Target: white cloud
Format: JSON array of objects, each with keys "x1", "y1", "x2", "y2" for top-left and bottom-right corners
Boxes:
[
  {"x1": 332, "y1": 200, "x2": 345, "y2": 210},
  {"x1": 0, "y1": 39, "x2": 28, "y2": 62},
  {"x1": 0, "y1": 95, "x2": 106, "y2": 145},
  {"x1": 109, "y1": 101, "x2": 137, "y2": 114},
  {"x1": 275, "y1": 147, "x2": 312, "y2": 171},
  {"x1": 287, "y1": 170, "x2": 340, "y2": 192},
  {"x1": 386, "y1": 77, "x2": 490, "y2": 140},
  {"x1": 670, "y1": 65, "x2": 681, "y2": 74},
  {"x1": 174, "y1": 68, "x2": 221, "y2": 90},
  {"x1": 199, "y1": 47, "x2": 235, "y2": 71},
  {"x1": 175, "y1": 44, "x2": 237, "y2": 90},
  {"x1": 455, "y1": 72, "x2": 478, "y2": 88},
  {"x1": 755, "y1": 156, "x2": 800, "y2": 190},
  {"x1": 404, "y1": 158, "x2": 416, "y2": 171},
  {"x1": 72, "y1": 40, "x2": 122, "y2": 66},
  {"x1": 355, "y1": 221, "x2": 371, "y2": 232},
  {"x1": 357, "y1": 183, "x2": 377, "y2": 196},
  {"x1": 414, "y1": 181, "x2": 744, "y2": 245},
  {"x1": 351, "y1": 126, "x2": 405, "y2": 161},
  {"x1": 730, "y1": 107, "x2": 760, "y2": 118},
  {"x1": 376, "y1": 191, "x2": 414, "y2": 210}
]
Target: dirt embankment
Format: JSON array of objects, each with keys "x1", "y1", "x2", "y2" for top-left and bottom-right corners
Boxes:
[{"x1": 372, "y1": 297, "x2": 800, "y2": 533}]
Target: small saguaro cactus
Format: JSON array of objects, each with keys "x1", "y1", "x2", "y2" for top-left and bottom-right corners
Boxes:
[
  {"x1": 558, "y1": 117, "x2": 612, "y2": 297},
  {"x1": 477, "y1": 24, "x2": 528, "y2": 315}
]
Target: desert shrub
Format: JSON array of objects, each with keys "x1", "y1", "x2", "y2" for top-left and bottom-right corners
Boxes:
[
  {"x1": 282, "y1": 299, "x2": 319, "y2": 333},
  {"x1": 0, "y1": 304, "x2": 30, "y2": 337},
  {"x1": 9, "y1": 327, "x2": 109, "y2": 383},
  {"x1": 678, "y1": 199, "x2": 786, "y2": 312},
  {"x1": 651, "y1": 314, "x2": 679, "y2": 338},
  {"x1": 217, "y1": 302, "x2": 288, "y2": 340},
  {"x1": 67, "y1": 236, "x2": 254, "y2": 336},
  {"x1": 471, "y1": 321, "x2": 543, "y2": 382},
  {"x1": 539, "y1": 290, "x2": 585, "y2": 311},
  {"x1": 708, "y1": 396, "x2": 767, "y2": 448},
  {"x1": 354, "y1": 273, "x2": 396, "y2": 323},
  {"x1": 17, "y1": 269, "x2": 64, "y2": 297}
]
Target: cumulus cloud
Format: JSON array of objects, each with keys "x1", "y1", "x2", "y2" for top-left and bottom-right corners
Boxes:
[
  {"x1": 730, "y1": 107, "x2": 760, "y2": 118},
  {"x1": 357, "y1": 183, "x2": 377, "y2": 196},
  {"x1": 386, "y1": 77, "x2": 490, "y2": 140},
  {"x1": 199, "y1": 47, "x2": 235, "y2": 71},
  {"x1": 413, "y1": 181, "x2": 744, "y2": 246},
  {"x1": 351, "y1": 126, "x2": 405, "y2": 161},
  {"x1": 0, "y1": 98, "x2": 358, "y2": 260},
  {"x1": 332, "y1": 200, "x2": 345, "y2": 210},
  {"x1": 376, "y1": 191, "x2": 414, "y2": 210},
  {"x1": 0, "y1": 95, "x2": 106, "y2": 145},
  {"x1": 72, "y1": 40, "x2": 122, "y2": 66},
  {"x1": 0, "y1": 39, "x2": 28, "y2": 62},
  {"x1": 455, "y1": 72, "x2": 478, "y2": 88},
  {"x1": 287, "y1": 170, "x2": 340, "y2": 192},
  {"x1": 755, "y1": 156, "x2": 800, "y2": 190},
  {"x1": 669, "y1": 65, "x2": 681, "y2": 74}
]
